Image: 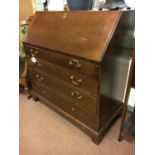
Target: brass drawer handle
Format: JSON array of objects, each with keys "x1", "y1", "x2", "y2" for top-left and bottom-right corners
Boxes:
[
  {"x1": 70, "y1": 75, "x2": 82, "y2": 86},
  {"x1": 30, "y1": 49, "x2": 38, "y2": 56},
  {"x1": 70, "y1": 91, "x2": 82, "y2": 100},
  {"x1": 36, "y1": 74, "x2": 44, "y2": 82},
  {"x1": 69, "y1": 59, "x2": 81, "y2": 68}
]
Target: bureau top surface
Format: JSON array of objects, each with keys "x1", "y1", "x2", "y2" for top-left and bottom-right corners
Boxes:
[{"x1": 24, "y1": 11, "x2": 122, "y2": 62}]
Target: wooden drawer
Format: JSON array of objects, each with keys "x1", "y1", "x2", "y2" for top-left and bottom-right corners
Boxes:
[
  {"x1": 31, "y1": 81, "x2": 98, "y2": 130},
  {"x1": 28, "y1": 57, "x2": 98, "y2": 97},
  {"x1": 25, "y1": 44, "x2": 99, "y2": 78},
  {"x1": 30, "y1": 69, "x2": 97, "y2": 114}
]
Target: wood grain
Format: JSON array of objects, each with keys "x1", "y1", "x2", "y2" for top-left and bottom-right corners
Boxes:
[{"x1": 24, "y1": 11, "x2": 122, "y2": 61}]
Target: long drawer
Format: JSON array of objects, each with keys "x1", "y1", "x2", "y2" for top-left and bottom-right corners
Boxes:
[
  {"x1": 25, "y1": 44, "x2": 99, "y2": 78},
  {"x1": 31, "y1": 81, "x2": 98, "y2": 130},
  {"x1": 30, "y1": 69, "x2": 97, "y2": 114},
  {"x1": 28, "y1": 56, "x2": 98, "y2": 97}
]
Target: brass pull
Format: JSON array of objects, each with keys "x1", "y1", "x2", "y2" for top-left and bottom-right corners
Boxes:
[
  {"x1": 30, "y1": 49, "x2": 38, "y2": 56},
  {"x1": 36, "y1": 74, "x2": 44, "y2": 82},
  {"x1": 70, "y1": 91, "x2": 82, "y2": 100},
  {"x1": 35, "y1": 51, "x2": 39, "y2": 55},
  {"x1": 70, "y1": 75, "x2": 82, "y2": 86},
  {"x1": 69, "y1": 59, "x2": 81, "y2": 68}
]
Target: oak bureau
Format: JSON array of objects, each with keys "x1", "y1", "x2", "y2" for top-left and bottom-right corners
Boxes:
[{"x1": 23, "y1": 10, "x2": 135, "y2": 144}]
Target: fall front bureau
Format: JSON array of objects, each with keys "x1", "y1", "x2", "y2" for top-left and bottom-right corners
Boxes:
[{"x1": 24, "y1": 10, "x2": 135, "y2": 144}]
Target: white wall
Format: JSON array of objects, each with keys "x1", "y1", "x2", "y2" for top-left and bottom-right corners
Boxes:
[
  {"x1": 125, "y1": 0, "x2": 135, "y2": 8},
  {"x1": 48, "y1": 0, "x2": 64, "y2": 10}
]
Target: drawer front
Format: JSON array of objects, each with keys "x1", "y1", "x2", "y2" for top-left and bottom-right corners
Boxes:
[
  {"x1": 31, "y1": 82, "x2": 98, "y2": 130},
  {"x1": 30, "y1": 69, "x2": 97, "y2": 114},
  {"x1": 25, "y1": 44, "x2": 99, "y2": 78},
  {"x1": 28, "y1": 56, "x2": 98, "y2": 97}
]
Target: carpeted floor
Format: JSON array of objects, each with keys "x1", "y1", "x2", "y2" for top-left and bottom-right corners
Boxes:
[{"x1": 19, "y1": 94, "x2": 134, "y2": 155}]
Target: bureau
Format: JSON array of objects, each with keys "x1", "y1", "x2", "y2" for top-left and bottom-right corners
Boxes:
[{"x1": 23, "y1": 10, "x2": 135, "y2": 144}]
